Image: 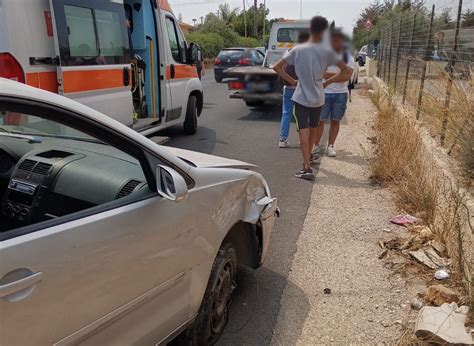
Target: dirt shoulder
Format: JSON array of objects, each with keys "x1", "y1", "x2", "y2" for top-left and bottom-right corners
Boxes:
[{"x1": 271, "y1": 85, "x2": 412, "y2": 344}]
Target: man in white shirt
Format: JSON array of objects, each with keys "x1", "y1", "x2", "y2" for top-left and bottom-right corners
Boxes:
[{"x1": 314, "y1": 29, "x2": 355, "y2": 157}]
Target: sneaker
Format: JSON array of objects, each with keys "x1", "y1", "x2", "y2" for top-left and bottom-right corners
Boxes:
[
  {"x1": 310, "y1": 152, "x2": 321, "y2": 164},
  {"x1": 327, "y1": 145, "x2": 337, "y2": 157},
  {"x1": 279, "y1": 139, "x2": 290, "y2": 148},
  {"x1": 312, "y1": 145, "x2": 321, "y2": 154},
  {"x1": 294, "y1": 167, "x2": 315, "y2": 180}
]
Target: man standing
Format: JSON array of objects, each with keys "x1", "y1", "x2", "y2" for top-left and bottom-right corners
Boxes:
[
  {"x1": 278, "y1": 31, "x2": 310, "y2": 148},
  {"x1": 273, "y1": 16, "x2": 350, "y2": 180},
  {"x1": 314, "y1": 29, "x2": 354, "y2": 157}
]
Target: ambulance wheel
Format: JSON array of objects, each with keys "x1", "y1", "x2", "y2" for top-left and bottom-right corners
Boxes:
[{"x1": 184, "y1": 96, "x2": 198, "y2": 135}]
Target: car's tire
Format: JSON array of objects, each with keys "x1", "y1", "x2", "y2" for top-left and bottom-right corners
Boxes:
[
  {"x1": 245, "y1": 100, "x2": 264, "y2": 107},
  {"x1": 183, "y1": 95, "x2": 198, "y2": 135},
  {"x1": 215, "y1": 75, "x2": 223, "y2": 83},
  {"x1": 188, "y1": 242, "x2": 237, "y2": 345}
]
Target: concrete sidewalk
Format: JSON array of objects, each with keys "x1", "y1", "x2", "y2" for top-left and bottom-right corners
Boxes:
[{"x1": 272, "y1": 85, "x2": 408, "y2": 344}]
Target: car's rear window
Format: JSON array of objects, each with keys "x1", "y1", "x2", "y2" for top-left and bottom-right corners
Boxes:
[
  {"x1": 277, "y1": 28, "x2": 309, "y2": 43},
  {"x1": 218, "y1": 50, "x2": 244, "y2": 60}
]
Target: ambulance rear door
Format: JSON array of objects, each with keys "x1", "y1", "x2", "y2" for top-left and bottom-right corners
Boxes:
[{"x1": 49, "y1": 0, "x2": 133, "y2": 125}]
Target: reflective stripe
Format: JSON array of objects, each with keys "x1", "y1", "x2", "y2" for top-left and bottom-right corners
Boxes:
[
  {"x1": 26, "y1": 72, "x2": 58, "y2": 92},
  {"x1": 166, "y1": 64, "x2": 198, "y2": 80},
  {"x1": 62, "y1": 69, "x2": 128, "y2": 93}
]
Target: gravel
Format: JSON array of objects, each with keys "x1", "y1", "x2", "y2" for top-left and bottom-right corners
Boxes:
[{"x1": 271, "y1": 86, "x2": 409, "y2": 344}]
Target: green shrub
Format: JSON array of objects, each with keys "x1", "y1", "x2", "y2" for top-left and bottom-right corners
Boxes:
[
  {"x1": 236, "y1": 36, "x2": 261, "y2": 48},
  {"x1": 185, "y1": 32, "x2": 225, "y2": 58}
]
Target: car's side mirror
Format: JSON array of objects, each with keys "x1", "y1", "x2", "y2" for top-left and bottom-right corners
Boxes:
[
  {"x1": 187, "y1": 42, "x2": 201, "y2": 65},
  {"x1": 156, "y1": 165, "x2": 188, "y2": 202}
]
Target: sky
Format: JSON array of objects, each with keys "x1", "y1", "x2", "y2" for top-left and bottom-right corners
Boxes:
[{"x1": 169, "y1": 0, "x2": 374, "y2": 34}]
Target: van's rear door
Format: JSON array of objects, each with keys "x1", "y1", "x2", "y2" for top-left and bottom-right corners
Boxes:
[{"x1": 49, "y1": 0, "x2": 133, "y2": 125}]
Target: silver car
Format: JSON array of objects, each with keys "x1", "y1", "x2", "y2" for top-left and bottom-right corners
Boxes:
[{"x1": 0, "y1": 79, "x2": 278, "y2": 345}]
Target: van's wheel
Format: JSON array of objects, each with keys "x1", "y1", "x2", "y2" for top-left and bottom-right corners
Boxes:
[
  {"x1": 183, "y1": 95, "x2": 198, "y2": 135},
  {"x1": 188, "y1": 243, "x2": 237, "y2": 345},
  {"x1": 245, "y1": 100, "x2": 264, "y2": 107}
]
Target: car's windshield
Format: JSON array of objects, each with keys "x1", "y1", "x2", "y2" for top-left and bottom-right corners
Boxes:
[
  {"x1": 277, "y1": 28, "x2": 309, "y2": 43},
  {"x1": 0, "y1": 111, "x2": 102, "y2": 143}
]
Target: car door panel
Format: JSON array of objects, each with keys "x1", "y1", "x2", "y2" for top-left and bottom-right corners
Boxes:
[{"x1": 0, "y1": 196, "x2": 193, "y2": 345}]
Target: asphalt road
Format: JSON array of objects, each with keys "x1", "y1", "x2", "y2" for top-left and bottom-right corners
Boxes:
[{"x1": 161, "y1": 71, "x2": 314, "y2": 345}]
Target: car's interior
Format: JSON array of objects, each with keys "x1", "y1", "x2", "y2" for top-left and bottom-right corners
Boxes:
[{"x1": 0, "y1": 111, "x2": 151, "y2": 233}]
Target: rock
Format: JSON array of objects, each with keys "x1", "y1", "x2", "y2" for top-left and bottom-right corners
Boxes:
[
  {"x1": 415, "y1": 303, "x2": 472, "y2": 344},
  {"x1": 430, "y1": 240, "x2": 446, "y2": 254},
  {"x1": 424, "y1": 285, "x2": 460, "y2": 306},
  {"x1": 409, "y1": 249, "x2": 438, "y2": 269},
  {"x1": 383, "y1": 228, "x2": 391, "y2": 233},
  {"x1": 381, "y1": 321, "x2": 391, "y2": 327},
  {"x1": 410, "y1": 298, "x2": 424, "y2": 310},
  {"x1": 378, "y1": 249, "x2": 388, "y2": 259},
  {"x1": 323, "y1": 288, "x2": 331, "y2": 295},
  {"x1": 424, "y1": 247, "x2": 449, "y2": 267}
]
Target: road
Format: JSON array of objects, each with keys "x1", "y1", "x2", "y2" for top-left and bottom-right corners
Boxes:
[{"x1": 160, "y1": 71, "x2": 314, "y2": 345}]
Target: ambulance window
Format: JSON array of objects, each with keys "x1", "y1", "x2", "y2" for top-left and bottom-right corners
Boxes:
[
  {"x1": 96, "y1": 10, "x2": 126, "y2": 57},
  {"x1": 64, "y1": 6, "x2": 99, "y2": 57},
  {"x1": 165, "y1": 17, "x2": 186, "y2": 63},
  {"x1": 166, "y1": 17, "x2": 180, "y2": 62}
]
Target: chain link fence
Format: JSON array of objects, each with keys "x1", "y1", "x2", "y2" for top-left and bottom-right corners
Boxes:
[{"x1": 377, "y1": 0, "x2": 473, "y2": 153}]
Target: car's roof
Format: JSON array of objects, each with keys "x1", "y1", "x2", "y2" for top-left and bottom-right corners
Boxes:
[{"x1": 0, "y1": 78, "x2": 191, "y2": 173}]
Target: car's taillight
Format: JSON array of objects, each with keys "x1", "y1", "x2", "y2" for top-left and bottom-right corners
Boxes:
[
  {"x1": 215, "y1": 57, "x2": 221, "y2": 65},
  {"x1": 0, "y1": 53, "x2": 25, "y2": 83},
  {"x1": 229, "y1": 81, "x2": 245, "y2": 90},
  {"x1": 238, "y1": 58, "x2": 251, "y2": 66}
]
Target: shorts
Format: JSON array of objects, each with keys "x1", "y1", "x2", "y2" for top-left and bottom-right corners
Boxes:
[
  {"x1": 320, "y1": 93, "x2": 348, "y2": 121},
  {"x1": 293, "y1": 102, "x2": 323, "y2": 130}
]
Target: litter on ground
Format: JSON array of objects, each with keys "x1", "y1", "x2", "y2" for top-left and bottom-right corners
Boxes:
[{"x1": 415, "y1": 303, "x2": 472, "y2": 344}]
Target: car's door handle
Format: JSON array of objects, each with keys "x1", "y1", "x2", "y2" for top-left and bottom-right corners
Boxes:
[
  {"x1": 0, "y1": 272, "x2": 43, "y2": 298},
  {"x1": 123, "y1": 67, "x2": 130, "y2": 86},
  {"x1": 170, "y1": 64, "x2": 175, "y2": 79}
]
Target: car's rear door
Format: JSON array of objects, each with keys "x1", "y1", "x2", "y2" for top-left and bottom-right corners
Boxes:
[
  {"x1": 49, "y1": 0, "x2": 133, "y2": 125},
  {"x1": 0, "y1": 101, "x2": 192, "y2": 345}
]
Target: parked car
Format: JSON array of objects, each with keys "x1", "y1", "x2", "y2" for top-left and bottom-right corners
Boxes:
[
  {"x1": 356, "y1": 45, "x2": 368, "y2": 66},
  {"x1": 256, "y1": 47, "x2": 266, "y2": 55},
  {"x1": 214, "y1": 48, "x2": 265, "y2": 83},
  {"x1": 0, "y1": 78, "x2": 278, "y2": 345}
]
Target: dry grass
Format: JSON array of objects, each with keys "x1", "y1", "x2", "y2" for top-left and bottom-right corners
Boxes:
[
  {"x1": 370, "y1": 90, "x2": 440, "y2": 227},
  {"x1": 403, "y1": 64, "x2": 473, "y2": 180},
  {"x1": 370, "y1": 81, "x2": 474, "y2": 332}
]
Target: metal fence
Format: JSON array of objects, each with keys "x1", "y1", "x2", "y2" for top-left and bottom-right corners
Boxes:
[{"x1": 377, "y1": 0, "x2": 473, "y2": 146}]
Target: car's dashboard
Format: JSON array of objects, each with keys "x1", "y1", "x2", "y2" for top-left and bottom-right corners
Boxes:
[{"x1": 0, "y1": 136, "x2": 150, "y2": 232}]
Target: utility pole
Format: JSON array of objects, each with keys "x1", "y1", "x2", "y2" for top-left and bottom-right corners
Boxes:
[
  {"x1": 253, "y1": 0, "x2": 258, "y2": 38},
  {"x1": 300, "y1": 0, "x2": 302, "y2": 19},
  {"x1": 243, "y1": 0, "x2": 247, "y2": 37},
  {"x1": 263, "y1": 0, "x2": 266, "y2": 37}
]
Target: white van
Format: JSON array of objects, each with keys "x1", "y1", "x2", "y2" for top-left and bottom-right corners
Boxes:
[
  {"x1": 265, "y1": 20, "x2": 310, "y2": 67},
  {"x1": 0, "y1": 0, "x2": 203, "y2": 135}
]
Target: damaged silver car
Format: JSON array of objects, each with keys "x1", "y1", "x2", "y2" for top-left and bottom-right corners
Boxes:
[{"x1": 0, "y1": 79, "x2": 278, "y2": 345}]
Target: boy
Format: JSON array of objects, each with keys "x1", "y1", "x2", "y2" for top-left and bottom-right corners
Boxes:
[
  {"x1": 314, "y1": 29, "x2": 355, "y2": 157},
  {"x1": 273, "y1": 16, "x2": 350, "y2": 180},
  {"x1": 278, "y1": 30, "x2": 310, "y2": 148}
]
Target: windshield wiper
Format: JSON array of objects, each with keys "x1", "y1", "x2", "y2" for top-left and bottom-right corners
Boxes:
[{"x1": 0, "y1": 132, "x2": 42, "y2": 144}]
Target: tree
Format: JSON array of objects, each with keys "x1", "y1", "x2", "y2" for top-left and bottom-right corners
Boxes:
[
  {"x1": 461, "y1": 9, "x2": 474, "y2": 27},
  {"x1": 434, "y1": 7, "x2": 455, "y2": 30}
]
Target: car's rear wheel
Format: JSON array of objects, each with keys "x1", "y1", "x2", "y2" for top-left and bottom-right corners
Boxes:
[
  {"x1": 183, "y1": 95, "x2": 198, "y2": 135},
  {"x1": 189, "y1": 243, "x2": 237, "y2": 345},
  {"x1": 245, "y1": 100, "x2": 265, "y2": 107}
]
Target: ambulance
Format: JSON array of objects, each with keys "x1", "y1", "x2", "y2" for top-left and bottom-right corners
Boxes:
[{"x1": 0, "y1": 0, "x2": 204, "y2": 135}]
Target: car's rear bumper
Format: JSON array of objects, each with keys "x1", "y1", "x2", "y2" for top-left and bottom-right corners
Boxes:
[{"x1": 258, "y1": 197, "x2": 279, "y2": 265}]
